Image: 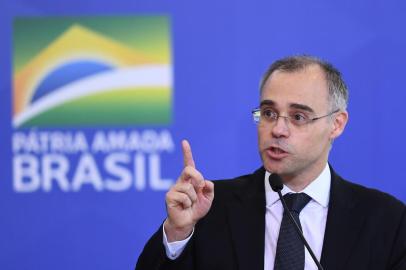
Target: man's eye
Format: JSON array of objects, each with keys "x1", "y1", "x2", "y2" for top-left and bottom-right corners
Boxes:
[
  {"x1": 292, "y1": 113, "x2": 308, "y2": 122},
  {"x1": 263, "y1": 109, "x2": 277, "y2": 119}
]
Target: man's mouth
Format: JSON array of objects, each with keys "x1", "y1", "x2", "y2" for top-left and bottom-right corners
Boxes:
[{"x1": 266, "y1": 146, "x2": 289, "y2": 159}]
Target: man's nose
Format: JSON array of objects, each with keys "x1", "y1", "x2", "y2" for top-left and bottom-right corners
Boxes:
[{"x1": 271, "y1": 116, "x2": 290, "y2": 138}]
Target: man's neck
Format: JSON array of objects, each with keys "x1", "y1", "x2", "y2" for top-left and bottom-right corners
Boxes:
[{"x1": 281, "y1": 161, "x2": 328, "y2": 192}]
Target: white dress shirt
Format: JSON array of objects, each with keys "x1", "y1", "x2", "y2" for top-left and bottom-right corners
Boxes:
[
  {"x1": 264, "y1": 164, "x2": 330, "y2": 270},
  {"x1": 163, "y1": 163, "x2": 331, "y2": 270}
]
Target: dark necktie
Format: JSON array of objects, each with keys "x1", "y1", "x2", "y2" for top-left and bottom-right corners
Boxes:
[{"x1": 274, "y1": 193, "x2": 312, "y2": 270}]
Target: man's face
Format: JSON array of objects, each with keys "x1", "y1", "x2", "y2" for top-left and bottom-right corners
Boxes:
[{"x1": 258, "y1": 65, "x2": 346, "y2": 183}]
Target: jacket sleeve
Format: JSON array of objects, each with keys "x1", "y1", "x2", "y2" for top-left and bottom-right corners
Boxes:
[
  {"x1": 135, "y1": 224, "x2": 195, "y2": 270},
  {"x1": 389, "y1": 204, "x2": 406, "y2": 270}
]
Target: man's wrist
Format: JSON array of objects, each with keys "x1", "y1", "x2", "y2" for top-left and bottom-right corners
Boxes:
[{"x1": 164, "y1": 218, "x2": 194, "y2": 242}]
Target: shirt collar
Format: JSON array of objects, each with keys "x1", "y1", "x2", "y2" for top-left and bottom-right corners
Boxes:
[{"x1": 265, "y1": 163, "x2": 331, "y2": 208}]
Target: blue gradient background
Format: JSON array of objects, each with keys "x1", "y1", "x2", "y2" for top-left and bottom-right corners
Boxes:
[{"x1": 0, "y1": 1, "x2": 405, "y2": 269}]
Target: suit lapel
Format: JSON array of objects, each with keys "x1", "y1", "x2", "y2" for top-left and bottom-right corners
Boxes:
[
  {"x1": 226, "y1": 168, "x2": 266, "y2": 270},
  {"x1": 320, "y1": 167, "x2": 366, "y2": 270}
]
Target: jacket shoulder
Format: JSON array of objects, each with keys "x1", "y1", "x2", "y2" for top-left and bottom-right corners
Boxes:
[{"x1": 333, "y1": 173, "x2": 405, "y2": 217}]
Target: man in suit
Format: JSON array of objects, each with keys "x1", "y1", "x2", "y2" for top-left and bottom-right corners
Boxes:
[{"x1": 136, "y1": 55, "x2": 406, "y2": 270}]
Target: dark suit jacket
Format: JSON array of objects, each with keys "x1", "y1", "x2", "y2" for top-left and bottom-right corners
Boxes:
[{"x1": 136, "y1": 167, "x2": 406, "y2": 270}]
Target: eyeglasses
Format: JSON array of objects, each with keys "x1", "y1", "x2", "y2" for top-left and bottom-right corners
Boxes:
[{"x1": 252, "y1": 107, "x2": 339, "y2": 127}]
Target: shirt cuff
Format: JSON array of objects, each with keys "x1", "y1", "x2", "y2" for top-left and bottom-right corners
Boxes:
[{"x1": 162, "y1": 224, "x2": 194, "y2": 260}]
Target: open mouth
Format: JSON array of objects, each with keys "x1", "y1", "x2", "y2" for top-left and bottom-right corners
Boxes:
[
  {"x1": 267, "y1": 146, "x2": 289, "y2": 159},
  {"x1": 270, "y1": 146, "x2": 286, "y2": 154}
]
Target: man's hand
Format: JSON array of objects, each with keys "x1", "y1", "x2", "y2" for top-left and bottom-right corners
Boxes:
[{"x1": 164, "y1": 140, "x2": 214, "y2": 242}]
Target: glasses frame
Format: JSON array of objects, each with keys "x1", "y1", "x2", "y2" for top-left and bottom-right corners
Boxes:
[{"x1": 252, "y1": 108, "x2": 340, "y2": 126}]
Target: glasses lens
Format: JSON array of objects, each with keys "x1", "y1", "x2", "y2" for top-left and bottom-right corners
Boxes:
[{"x1": 289, "y1": 113, "x2": 310, "y2": 126}]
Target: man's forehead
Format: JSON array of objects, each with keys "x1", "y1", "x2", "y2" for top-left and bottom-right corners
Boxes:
[{"x1": 261, "y1": 65, "x2": 330, "y2": 111}]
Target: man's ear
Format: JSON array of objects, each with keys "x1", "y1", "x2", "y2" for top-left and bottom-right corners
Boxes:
[{"x1": 330, "y1": 110, "x2": 348, "y2": 140}]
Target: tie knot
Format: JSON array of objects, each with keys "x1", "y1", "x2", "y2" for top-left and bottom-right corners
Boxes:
[{"x1": 284, "y1": 193, "x2": 311, "y2": 214}]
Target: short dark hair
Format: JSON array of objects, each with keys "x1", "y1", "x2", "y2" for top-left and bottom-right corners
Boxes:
[{"x1": 260, "y1": 55, "x2": 348, "y2": 110}]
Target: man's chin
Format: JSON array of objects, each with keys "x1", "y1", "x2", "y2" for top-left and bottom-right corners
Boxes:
[{"x1": 263, "y1": 158, "x2": 289, "y2": 175}]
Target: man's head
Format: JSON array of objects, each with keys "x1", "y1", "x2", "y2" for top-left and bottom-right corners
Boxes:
[{"x1": 257, "y1": 55, "x2": 348, "y2": 188}]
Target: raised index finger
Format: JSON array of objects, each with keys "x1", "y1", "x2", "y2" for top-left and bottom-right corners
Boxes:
[{"x1": 182, "y1": 139, "x2": 196, "y2": 168}]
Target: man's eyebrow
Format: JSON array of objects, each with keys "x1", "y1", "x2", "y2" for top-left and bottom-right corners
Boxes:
[
  {"x1": 259, "y1": 100, "x2": 275, "y2": 107},
  {"x1": 260, "y1": 100, "x2": 315, "y2": 113},
  {"x1": 289, "y1": 103, "x2": 315, "y2": 113}
]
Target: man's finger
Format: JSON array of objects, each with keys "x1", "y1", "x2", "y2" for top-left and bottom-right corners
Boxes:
[
  {"x1": 172, "y1": 182, "x2": 198, "y2": 203},
  {"x1": 167, "y1": 191, "x2": 192, "y2": 209},
  {"x1": 179, "y1": 166, "x2": 205, "y2": 188},
  {"x1": 202, "y1": 180, "x2": 215, "y2": 201},
  {"x1": 182, "y1": 139, "x2": 196, "y2": 168}
]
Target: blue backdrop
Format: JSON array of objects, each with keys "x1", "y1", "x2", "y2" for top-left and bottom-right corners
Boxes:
[{"x1": 0, "y1": 0, "x2": 405, "y2": 269}]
